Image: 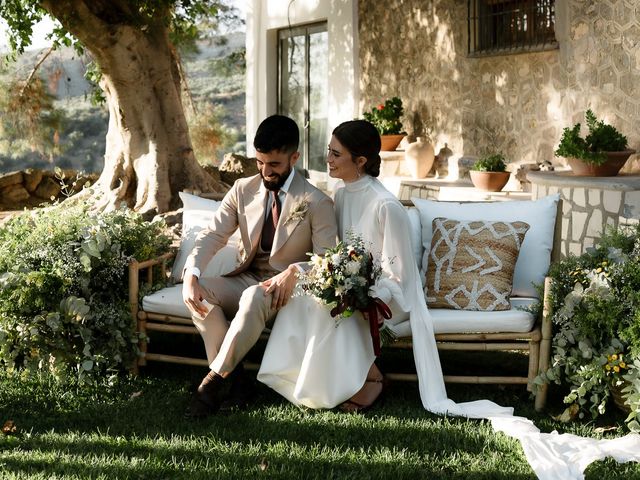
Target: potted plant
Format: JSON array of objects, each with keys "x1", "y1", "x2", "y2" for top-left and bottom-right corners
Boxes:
[
  {"x1": 363, "y1": 96, "x2": 405, "y2": 151},
  {"x1": 554, "y1": 109, "x2": 636, "y2": 176},
  {"x1": 537, "y1": 225, "x2": 640, "y2": 432},
  {"x1": 469, "y1": 153, "x2": 510, "y2": 192}
]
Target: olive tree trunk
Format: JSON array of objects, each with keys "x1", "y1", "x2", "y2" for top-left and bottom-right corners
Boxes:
[{"x1": 41, "y1": 0, "x2": 218, "y2": 215}]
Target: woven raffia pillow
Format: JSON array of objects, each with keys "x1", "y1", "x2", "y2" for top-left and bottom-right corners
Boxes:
[{"x1": 425, "y1": 218, "x2": 530, "y2": 311}]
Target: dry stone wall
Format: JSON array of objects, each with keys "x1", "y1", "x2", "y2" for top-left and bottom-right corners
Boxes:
[
  {"x1": 358, "y1": 0, "x2": 640, "y2": 174},
  {"x1": 0, "y1": 169, "x2": 98, "y2": 210}
]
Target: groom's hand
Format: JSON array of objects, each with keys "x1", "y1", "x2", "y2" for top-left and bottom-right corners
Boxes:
[
  {"x1": 261, "y1": 265, "x2": 298, "y2": 310},
  {"x1": 183, "y1": 274, "x2": 209, "y2": 318}
]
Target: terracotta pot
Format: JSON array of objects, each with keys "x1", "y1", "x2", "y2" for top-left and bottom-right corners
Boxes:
[
  {"x1": 567, "y1": 149, "x2": 636, "y2": 176},
  {"x1": 470, "y1": 171, "x2": 510, "y2": 192},
  {"x1": 380, "y1": 134, "x2": 405, "y2": 151},
  {"x1": 404, "y1": 137, "x2": 435, "y2": 178}
]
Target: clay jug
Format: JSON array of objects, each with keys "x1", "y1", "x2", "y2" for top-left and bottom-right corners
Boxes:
[{"x1": 404, "y1": 137, "x2": 435, "y2": 178}]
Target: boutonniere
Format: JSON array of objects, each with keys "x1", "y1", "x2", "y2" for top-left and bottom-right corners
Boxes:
[{"x1": 284, "y1": 199, "x2": 309, "y2": 225}]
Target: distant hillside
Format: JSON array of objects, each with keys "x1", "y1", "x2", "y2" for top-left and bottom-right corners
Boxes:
[{"x1": 0, "y1": 32, "x2": 246, "y2": 174}]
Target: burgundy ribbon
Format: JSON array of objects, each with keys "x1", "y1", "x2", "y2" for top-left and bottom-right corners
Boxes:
[
  {"x1": 366, "y1": 298, "x2": 392, "y2": 356},
  {"x1": 330, "y1": 297, "x2": 392, "y2": 356}
]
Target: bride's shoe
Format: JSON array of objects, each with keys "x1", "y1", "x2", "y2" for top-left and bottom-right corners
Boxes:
[{"x1": 339, "y1": 375, "x2": 386, "y2": 413}]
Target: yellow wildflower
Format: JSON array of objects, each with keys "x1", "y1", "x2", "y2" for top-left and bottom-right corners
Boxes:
[
  {"x1": 596, "y1": 267, "x2": 602, "y2": 273},
  {"x1": 620, "y1": 362, "x2": 627, "y2": 369},
  {"x1": 606, "y1": 365, "x2": 612, "y2": 371},
  {"x1": 614, "y1": 366, "x2": 620, "y2": 373},
  {"x1": 612, "y1": 354, "x2": 618, "y2": 361}
]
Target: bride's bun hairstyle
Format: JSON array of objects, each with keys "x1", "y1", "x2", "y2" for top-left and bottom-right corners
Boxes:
[{"x1": 332, "y1": 120, "x2": 381, "y2": 177}]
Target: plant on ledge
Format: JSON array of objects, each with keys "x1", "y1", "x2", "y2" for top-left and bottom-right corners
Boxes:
[
  {"x1": 363, "y1": 96, "x2": 404, "y2": 135},
  {"x1": 537, "y1": 225, "x2": 640, "y2": 431},
  {"x1": 471, "y1": 153, "x2": 507, "y2": 172},
  {"x1": 469, "y1": 153, "x2": 510, "y2": 192},
  {"x1": 555, "y1": 109, "x2": 630, "y2": 166}
]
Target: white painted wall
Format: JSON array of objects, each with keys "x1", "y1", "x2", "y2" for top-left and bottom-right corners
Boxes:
[{"x1": 245, "y1": 0, "x2": 359, "y2": 158}]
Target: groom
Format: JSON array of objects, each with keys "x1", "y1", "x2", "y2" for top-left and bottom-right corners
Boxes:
[{"x1": 182, "y1": 114, "x2": 337, "y2": 417}]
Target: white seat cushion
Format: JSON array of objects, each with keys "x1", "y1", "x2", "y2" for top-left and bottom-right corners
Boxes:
[
  {"x1": 143, "y1": 284, "x2": 191, "y2": 318},
  {"x1": 412, "y1": 194, "x2": 560, "y2": 298},
  {"x1": 146, "y1": 244, "x2": 239, "y2": 318},
  {"x1": 389, "y1": 297, "x2": 537, "y2": 338}
]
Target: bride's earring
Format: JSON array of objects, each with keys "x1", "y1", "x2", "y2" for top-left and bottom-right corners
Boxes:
[{"x1": 357, "y1": 168, "x2": 361, "y2": 179}]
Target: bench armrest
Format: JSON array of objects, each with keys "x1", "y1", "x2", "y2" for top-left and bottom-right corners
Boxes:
[{"x1": 128, "y1": 251, "x2": 176, "y2": 324}]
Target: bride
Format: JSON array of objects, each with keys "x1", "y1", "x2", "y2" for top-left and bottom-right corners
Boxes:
[{"x1": 258, "y1": 119, "x2": 423, "y2": 411}]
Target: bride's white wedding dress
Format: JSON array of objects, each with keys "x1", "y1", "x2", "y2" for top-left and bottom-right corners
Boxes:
[
  {"x1": 257, "y1": 174, "x2": 410, "y2": 408},
  {"x1": 258, "y1": 175, "x2": 640, "y2": 479}
]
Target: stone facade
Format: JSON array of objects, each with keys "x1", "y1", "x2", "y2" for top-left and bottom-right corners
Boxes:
[
  {"x1": 529, "y1": 171, "x2": 640, "y2": 257},
  {"x1": 358, "y1": 0, "x2": 640, "y2": 174}
]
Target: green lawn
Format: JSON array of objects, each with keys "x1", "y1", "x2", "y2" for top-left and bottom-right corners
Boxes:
[{"x1": 2, "y1": 352, "x2": 640, "y2": 480}]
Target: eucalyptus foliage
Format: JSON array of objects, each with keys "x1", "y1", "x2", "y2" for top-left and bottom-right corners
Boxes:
[
  {"x1": 538, "y1": 225, "x2": 640, "y2": 431},
  {"x1": 0, "y1": 201, "x2": 171, "y2": 384}
]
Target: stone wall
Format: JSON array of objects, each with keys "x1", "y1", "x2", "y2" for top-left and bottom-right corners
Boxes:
[
  {"x1": 358, "y1": 0, "x2": 640, "y2": 173},
  {"x1": 0, "y1": 169, "x2": 98, "y2": 211},
  {"x1": 529, "y1": 171, "x2": 640, "y2": 257}
]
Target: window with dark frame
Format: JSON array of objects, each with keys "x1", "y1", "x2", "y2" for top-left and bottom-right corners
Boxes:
[{"x1": 468, "y1": 0, "x2": 557, "y2": 56}]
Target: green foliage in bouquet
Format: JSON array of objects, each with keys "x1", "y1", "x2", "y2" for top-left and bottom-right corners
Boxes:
[
  {"x1": 362, "y1": 97, "x2": 404, "y2": 135},
  {"x1": 299, "y1": 231, "x2": 395, "y2": 346},
  {"x1": 555, "y1": 109, "x2": 629, "y2": 166},
  {"x1": 0, "y1": 203, "x2": 171, "y2": 385},
  {"x1": 301, "y1": 232, "x2": 382, "y2": 316},
  {"x1": 537, "y1": 225, "x2": 640, "y2": 431}
]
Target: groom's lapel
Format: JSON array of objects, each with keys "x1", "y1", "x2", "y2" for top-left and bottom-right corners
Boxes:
[
  {"x1": 245, "y1": 180, "x2": 268, "y2": 253},
  {"x1": 272, "y1": 173, "x2": 306, "y2": 254}
]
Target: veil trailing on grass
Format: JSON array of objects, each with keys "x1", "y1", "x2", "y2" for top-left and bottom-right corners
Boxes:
[{"x1": 407, "y1": 240, "x2": 640, "y2": 479}]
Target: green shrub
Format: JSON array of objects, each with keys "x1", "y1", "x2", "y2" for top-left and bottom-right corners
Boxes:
[
  {"x1": 0, "y1": 202, "x2": 171, "y2": 384},
  {"x1": 539, "y1": 225, "x2": 640, "y2": 431}
]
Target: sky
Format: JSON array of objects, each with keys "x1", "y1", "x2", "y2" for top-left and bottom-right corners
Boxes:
[{"x1": 0, "y1": 1, "x2": 247, "y2": 52}]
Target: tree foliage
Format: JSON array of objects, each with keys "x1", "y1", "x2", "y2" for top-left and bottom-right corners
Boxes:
[{"x1": 1, "y1": 1, "x2": 239, "y2": 58}]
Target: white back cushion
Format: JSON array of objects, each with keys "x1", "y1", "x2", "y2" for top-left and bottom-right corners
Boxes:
[
  {"x1": 170, "y1": 192, "x2": 239, "y2": 281},
  {"x1": 411, "y1": 194, "x2": 559, "y2": 298}
]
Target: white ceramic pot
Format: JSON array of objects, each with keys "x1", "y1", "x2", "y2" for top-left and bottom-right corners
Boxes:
[{"x1": 404, "y1": 137, "x2": 435, "y2": 178}]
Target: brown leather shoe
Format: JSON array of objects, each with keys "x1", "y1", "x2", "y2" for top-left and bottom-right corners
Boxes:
[{"x1": 185, "y1": 371, "x2": 227, "y2": 418}]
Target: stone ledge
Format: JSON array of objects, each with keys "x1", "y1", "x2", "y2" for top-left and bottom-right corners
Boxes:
[
  {"x1": 528, "y1": 171, "x2": 640, "y2": 190},
  {"x1": 398, "y1": 178, "x2": 531, "y2": 202}
]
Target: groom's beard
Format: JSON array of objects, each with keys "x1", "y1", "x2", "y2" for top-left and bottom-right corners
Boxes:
[{"x1": 261, "y1": 166, "x2": 291, "y2": 191}]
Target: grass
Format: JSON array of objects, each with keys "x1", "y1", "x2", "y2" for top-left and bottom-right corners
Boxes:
[{"x1": 2, "y1": 351, "x2": 640, "y2": 479}]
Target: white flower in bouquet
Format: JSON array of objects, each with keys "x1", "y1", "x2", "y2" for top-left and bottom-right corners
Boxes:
[{"x1": 297, "y1": 231, "x2": 396, "y2": 355}]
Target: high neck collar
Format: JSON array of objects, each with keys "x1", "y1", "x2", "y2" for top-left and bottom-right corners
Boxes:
[{"x1": 343, "y1": 174, "x2": 372, "y2": 192}]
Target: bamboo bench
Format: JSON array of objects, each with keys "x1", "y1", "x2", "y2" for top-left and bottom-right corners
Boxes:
[{"x1": 130, "y1": 195, "x2": 561, "y2": 411}]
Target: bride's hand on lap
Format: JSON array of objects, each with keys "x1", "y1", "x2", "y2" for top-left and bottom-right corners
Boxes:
[{"x1": 261, "y1": 265, "x2": 298, "y2": 310}]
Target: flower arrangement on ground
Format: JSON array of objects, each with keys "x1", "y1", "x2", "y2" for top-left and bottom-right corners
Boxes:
[
  {"x1": 362, "y1": 97, "x2": 404, "y2": 135},
  {"x1": 0, "y1": 201, "x2": 171, "y2": 385},
  {"x1": 299, "y1": 231, "x2": 395, "y2": 355},
  {"x1": 538, "y1": 225, "x2": 640, "y2": 431}
]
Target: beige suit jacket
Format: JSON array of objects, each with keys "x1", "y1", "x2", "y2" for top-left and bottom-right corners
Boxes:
[{"x1": 183, "y1": 172, "x2": 337, "y2": 277}]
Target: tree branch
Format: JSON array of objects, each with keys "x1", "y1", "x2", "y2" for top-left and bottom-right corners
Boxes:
[{"x1": 19, "y1": 44, "x2": 56, "y2": 98}]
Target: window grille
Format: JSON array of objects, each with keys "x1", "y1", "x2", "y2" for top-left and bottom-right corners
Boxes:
[{"x1": 468, "y1": 0, "x2": 557, "y2": 56}]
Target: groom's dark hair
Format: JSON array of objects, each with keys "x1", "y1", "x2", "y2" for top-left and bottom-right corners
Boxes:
[{"x1": 254, "y1": 115, "x2": 299, "y2": 155}]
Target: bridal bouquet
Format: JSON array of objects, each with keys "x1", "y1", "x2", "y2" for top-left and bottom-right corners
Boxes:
[{"x1": 300, "y1": 231, "x2": 396, "y2": 355}]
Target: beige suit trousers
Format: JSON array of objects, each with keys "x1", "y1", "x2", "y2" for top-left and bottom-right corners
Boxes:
[{"x1": 196, "y1": 269, "x2": 278, "y2": 376}]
